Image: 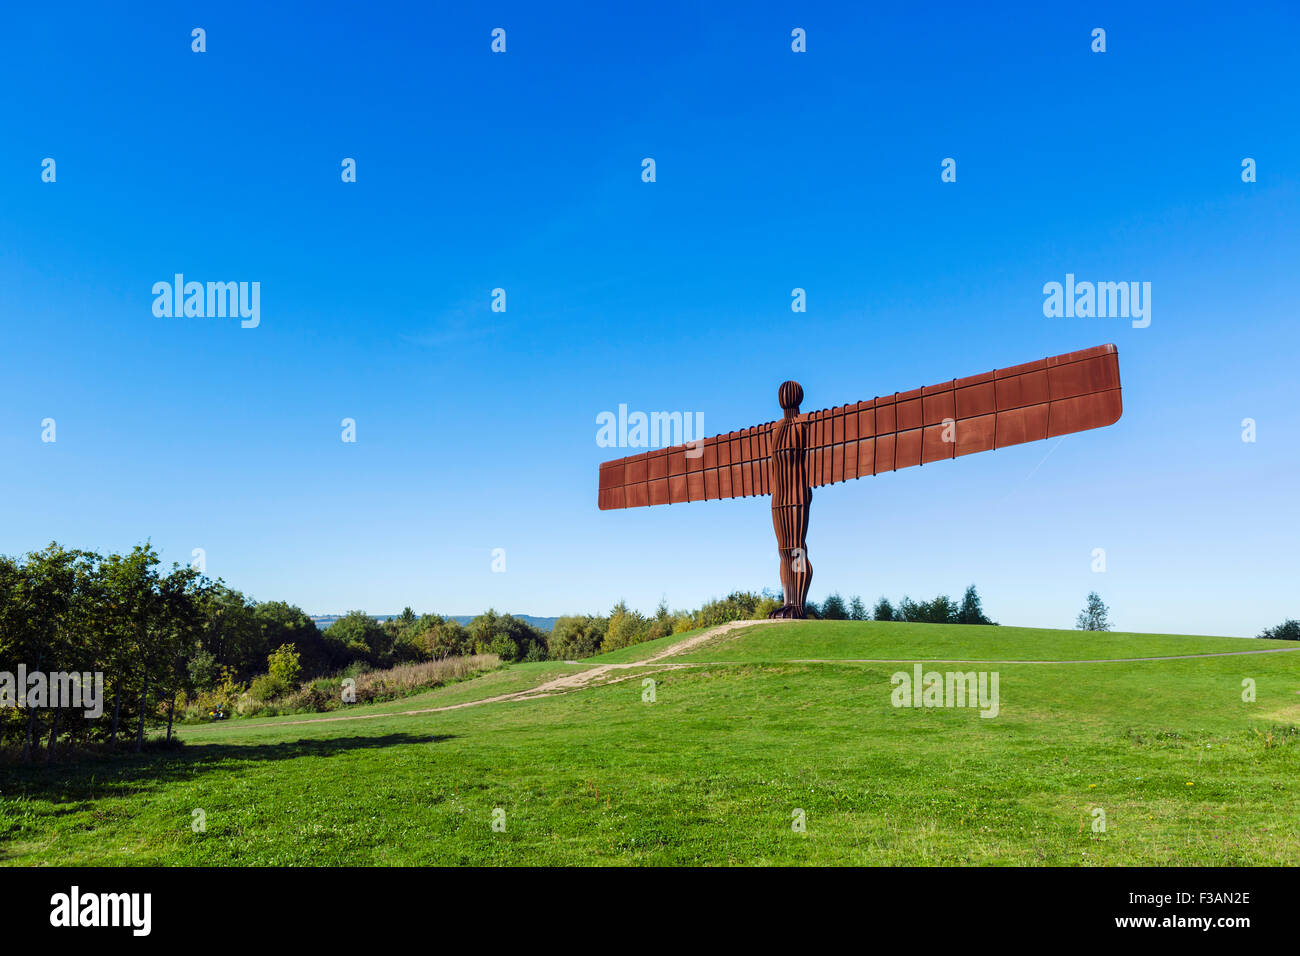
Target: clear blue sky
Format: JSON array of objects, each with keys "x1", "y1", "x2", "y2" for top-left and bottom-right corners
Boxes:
[{"x1": 2, "y1": 2, "x2": 1296, "y2": 636}]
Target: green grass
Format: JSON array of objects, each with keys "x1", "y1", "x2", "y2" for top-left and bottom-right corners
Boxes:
[
  {"x1": 2, "y1": 621, "x2": 1297, "y2": 866},
  {"x1": 179, "y1": 661, "x2": 587, "y2": 737},
  {"x1": 669, "y1": 620, "x2": 1276, "y2": 663},
  {"x1": 579, "y1": 627, "x2": 709, "y2": 664}
]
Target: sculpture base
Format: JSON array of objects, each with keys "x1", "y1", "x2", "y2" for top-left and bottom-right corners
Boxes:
[{"x1": 767, "y1": 604, "x2": 807, "y2": 620}]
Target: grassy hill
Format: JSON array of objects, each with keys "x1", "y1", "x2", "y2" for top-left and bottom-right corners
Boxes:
[{"x1": 3, "y1": 620, "x2": 1297, "y2": 866}]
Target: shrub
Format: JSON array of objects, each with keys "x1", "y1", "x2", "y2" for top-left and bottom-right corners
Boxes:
[
  {"x1": 603, "y1": 601, "x2": 649, "y2": 652},
  {"x1": 548, "y1": 615, "x2": 607, "y2": 659},
  {"x1": 267, "y1": 643, "x2": 302, "y2": 687},
  {"x1": 248, "y1": 673, "x2": 289, "y2": 703},
  {"x1": 468, "y1": 610, "x2": 546, "y2": 662}
]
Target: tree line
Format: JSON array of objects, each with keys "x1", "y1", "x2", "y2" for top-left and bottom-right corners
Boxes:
[
  {"x1": 14, "y1": 537, "x2": 1287, "y2": 762},
  {"x1": 2, "y1": 544, "x2": 1010, "y2": 765},
  {"x1": 810, "y1": 585, "x2": 997, "y2": 625},
  {"x1": 0, "y1": 542, "x2": 556, "y2": 762}
]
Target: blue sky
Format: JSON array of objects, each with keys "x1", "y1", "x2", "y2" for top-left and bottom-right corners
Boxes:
[{"x1": 1, "y1": 2, "x2": 1296, "y2": 636}]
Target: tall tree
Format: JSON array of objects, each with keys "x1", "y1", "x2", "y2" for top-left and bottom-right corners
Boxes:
[
  {"x1": 1076, "y1": 592, "x2": 1111, "y2": 632},
  {"x1": 157, "y1": 563, "x2": 203, "y2": 741},
  {"x1": 956, "y1": 584, "x2": 996, "y2": 625},
  {"x1": 99, "y1": 544, "x2": 162, "y2": 750},
  {"x1": 10, "y1": 545, "x2": 94, "y2": 760},
  {"x1": 820, "y1": 593, "x2": 849, "y2": 620}
]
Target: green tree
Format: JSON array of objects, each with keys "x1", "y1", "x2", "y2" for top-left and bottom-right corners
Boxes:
[
  {"x1": 13, "y1": 545, "x2": 101, "y2": 760},
  {"x1": 848, "y1": 596, "x2": 866, "y2": 621},
  {"x1": 1076, "y1": 592, "x2": 1111, "y2": 631},
  {"x1": 820, "y1": 593, "x2": 848, "y2": 620},
  {"x1": 267, "y1": 642, "x2": 302, "y2": 689},
  {"x1": 156, "y1": 562, "x2": 204, "y2": 742},
  {"x1": 548, "y1": 615, "x2": 607, "y2": 659},
  {"x1": 603, "y1": 600, "x2": 648, "y2": 652},
  {"x1": 467, "y1": 609, "x2": 545, "y2": 662},
  {"x1": 872, "y1": 597, "x2": 895, "y2": 622},
  {"x1": 955, "y1": 584, "x2": 996, "y2": 625},
  {"x1": 694, "y1": 591, "x2": 768, "y2": 628},
  {"x1": 419, "y1": 616, "x2": 469, "y2": 659},
  {"x1": 187, "y1": 648, "x2": 220, "y2": 692},
  {"x1": 646, "y1": 598, "x2": 674, "y2": 639},
  {"x1": 196, "y1": 581, "x2": 260, "y2": 678},
  {"x1": 98, "y1": 544, "x2": 163, "y2": 750},
  {"x1": 327, "y1": 611, "x2": 389, "y2": 666},
  {"x1": 1258, "y1": 619, "x2": 1300, "y2": 641},
  {"x1": 253, "y1": 601, "x2": 326, "y2": 673}
]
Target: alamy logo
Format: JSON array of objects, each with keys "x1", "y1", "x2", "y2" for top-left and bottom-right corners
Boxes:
[
  {"x1": 152, "y1": 274, "x2": 260, "y2": 328},
  {"x1": 0, "y1": 667, "x2": 104, "y2": 718},
  {"x1": 1042, "y1": 273, "x2": 1150, "y2": 328},
  {"x1": 596, "y1": 404, "x2": 705, "y2": 455},
  {"x1": 50, "y1": 886, "x2": 151, "y2": 936},
  {"x1": 890, "y1": 664, "x2": 1000, "y2": 718}
]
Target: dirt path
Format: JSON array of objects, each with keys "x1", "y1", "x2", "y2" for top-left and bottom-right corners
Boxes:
[
  {"x1": 243, "y1": 619, "x2": 782, "y2": 729},
  {"x1": 207, "y1": 623, "x2": 1298, "y2": 731}
]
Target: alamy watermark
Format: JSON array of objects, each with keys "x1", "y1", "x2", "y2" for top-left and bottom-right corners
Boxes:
[
  {"x1": 890, "y1": 664, "x2": 999, "y2": 718},
  {"x1": 596, "y1": 404, "x2": 705, "y2": 455},
  {"x1": 1042, "y1": 274, "x2": 1150, "y2": 328},
  {"x1": 50, "y1": 886, "x2": 151, "y2": 936},
  {"x1": 152, "y1": 274, "x2": 260, "y2": 328},
  {"x1": 1, "y1": 666, "x2": 104, "y2": 718}
]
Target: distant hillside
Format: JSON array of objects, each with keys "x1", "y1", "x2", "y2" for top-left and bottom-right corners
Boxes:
[{"x1": 311, "y1": 613, "x2": 559, "y2": 632}]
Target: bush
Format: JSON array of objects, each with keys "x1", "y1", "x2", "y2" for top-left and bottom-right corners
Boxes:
[
  {"x1": 468, "y1": 610, "x2": 546, "y2": 662},
  {"x1": 603, "y1": 601, "x2": 649, "y2": 652},
  {"x1": 328, "y1": 611, "x2": 390, "y2": 666},
  {"x1": 187, "y1": 648, "x2": 220, "y2": 692},
  {"x1": 420, "y1": 618, "x2": 469, "y2": 659},
  {"x1": 248, "y1": 673, "x2": 289, "y2": 703},
  {"x1": 188, "y1": 655, "x2": 502, "y2": 721},
  {"x1": 646, "y1": 599, "x2": 675, "y2": 639},
  {"x1": 548, "y1": 615, "x2": 607, "y2": 659},
  {"x1": 695, "y1": 591, "x2": 768, "y2": 628},
  {"x1": 267, "y1": 643, "x2": 302, "y2": 687}
]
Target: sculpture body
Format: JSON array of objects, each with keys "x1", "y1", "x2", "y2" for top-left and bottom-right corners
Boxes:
[{"x1": 770, "y1": 381, "x2": 812, "y2": 618}]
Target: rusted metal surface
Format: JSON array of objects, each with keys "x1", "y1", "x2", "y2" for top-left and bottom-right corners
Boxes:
[
  {"x1": 768, "y1": 380, "x2": 813, "y2": 618},
  {"x1": 597, "y1": 343, "x2": 1123, "y2": 617}
]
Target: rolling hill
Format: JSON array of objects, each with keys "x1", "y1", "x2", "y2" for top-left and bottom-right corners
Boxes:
[{"x1": 3, "y1": 620, "x2": 1297, "y2": 866}]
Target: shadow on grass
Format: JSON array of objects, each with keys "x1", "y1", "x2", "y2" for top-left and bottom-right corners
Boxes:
[{"x1": 4, "y1": 732, "x2": 457, "y2": 805}]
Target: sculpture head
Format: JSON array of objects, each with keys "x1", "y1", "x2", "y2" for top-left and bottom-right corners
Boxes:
[{"x1": 778, "y1": 380, "x2": 803, "y2": 416}]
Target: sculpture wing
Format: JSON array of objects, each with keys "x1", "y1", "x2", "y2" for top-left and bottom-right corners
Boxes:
[
  {"x1": 597, "y1": 422, "x2": 775, "y2": 509},
  {"x1": 597, "y1": 343, "x2": 1122, "y2": 509},
  {"x1": 802, "y1": 343, "x2": 1123, "y2": 488}
]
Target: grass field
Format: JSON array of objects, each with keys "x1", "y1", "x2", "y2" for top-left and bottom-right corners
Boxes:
[{"x1": 2, "y1": 620, "x2": 1298, "y2": 866}]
